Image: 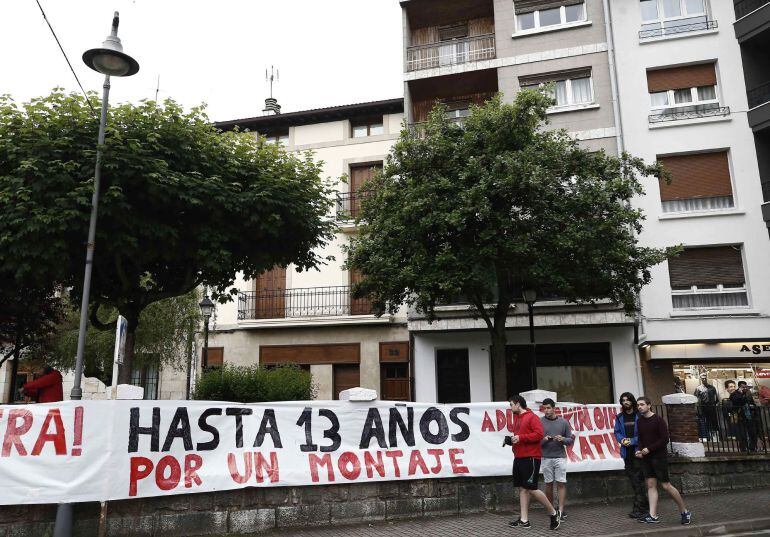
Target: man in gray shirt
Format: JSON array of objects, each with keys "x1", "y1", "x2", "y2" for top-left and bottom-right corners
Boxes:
[{"x1": 540, "y1": 398, "x2": 574, "y2": 520}]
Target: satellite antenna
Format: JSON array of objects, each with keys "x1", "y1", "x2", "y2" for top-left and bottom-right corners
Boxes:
[{"x1": 263, "y1": 65, "x2": 281, "y2": 115}]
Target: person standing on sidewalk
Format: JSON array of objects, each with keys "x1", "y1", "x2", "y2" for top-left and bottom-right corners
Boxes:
[
  {"x1": 505, "y1": 395, "x2": 561, "y2": 530},
  {"x1": 635, "y1": 396, "x2": 692, "y2": 525},
  {"x1": 613, "y1": 392, "x2": 648, "y2": 519},
  {"x1": 19, "y1": 365, "x2": 63, "y2": 403},
  {"x1": 540, "y1": 398, "x2": 573, "y2": 520}
]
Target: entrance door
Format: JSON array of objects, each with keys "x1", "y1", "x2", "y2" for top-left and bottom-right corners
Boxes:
[
  {"x1": 506, "y1": 345, "x2": 535, "y2": 398},
  {"x1": 333, "y1": 364, "x2": 360, "y2": 399},
  {"x1": 381, "y1": 363, "x2": 410, "y2": 401},
  {"x1": 349, "y1": 164, "x2": 381, "y2": 220},
  {"x1": 436, "y1": 349, "x2": 471, "y2": 403},
  {"x1": 253, "y1": 266, "x2": 286, "y2": 319}
]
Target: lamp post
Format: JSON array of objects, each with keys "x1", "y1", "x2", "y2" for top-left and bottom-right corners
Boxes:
[
  {"x1": 199, "y1": 294, "x2": 215, "y2": 369},
  {"x1": 523, "y1": 289, "x2": 537, "y2": 390},
  {"x1": 54, "y1": 14, "x2": 139, "y2": 537}
]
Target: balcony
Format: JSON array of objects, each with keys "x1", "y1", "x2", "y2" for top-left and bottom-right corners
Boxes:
[
  {"x1": 237, "y1": 286, "x2": 373, "y2": 321},
  {"x1": 734, "y1": 0, "x2": 770, "y2": 42},
  {"x1": 335, "y1": 191, "x2": 369, "y2": 222},
  {"x1": 406, "y1": 34, "x2": 496, "y2": 72},
  {"x1": 648, "y1": 104, "x2": 730, "y2": 124},
  {"x1": 748, "y1": 81, "x2": 770, "y2": 109},
  {"x1": 735, "y1": 0, "x2": 769, "y2": 20},
  {"x1": 639, "y1": 19, "x2": 717, "y2": 39}
]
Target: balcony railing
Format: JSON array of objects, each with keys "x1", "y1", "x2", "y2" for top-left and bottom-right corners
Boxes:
[
  {"x1": 748, "y1": 81, "x2": 770, "y2": 109},
  {"x1": 639, "y1": 19, "x2": 717, "y2": 39},
  {"x1": 336, "y1": 191, "x2": 369, "y2": 221},
  {"x1": 406, "y1": 34, "x2": 495, "y2": 72},
  {"x1": 649, "y1": 104, "x2": 730, "y2": 124},
  {"x1": 238, "y1": 286, "x2": 373, "y2": 320},
  {"x1": 735, "y1": 0, "x2": 770, "y2": 20}
]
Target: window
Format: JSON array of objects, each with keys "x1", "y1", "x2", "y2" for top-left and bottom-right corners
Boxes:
[
  {"x1": 443, "y1": 100, "x2": 471, "y2": 125},
  {"x1": 647, "y1": 63, "x2": 724, "y2": 122},
  {"x1": 436, "y1": 349, "x2": 471, "y2": 403},
  {"x1": 668, "y1": 246, "x2": 748, "y2": 309},
  {"x1": 658, "y1": 152, "x2": 734, "y2": 213},
  {"x1": 130, "y1": 365, "x2": 159, "y2": 400},
  {"x1": 262, "y1": 132, "x2": 288, "y2": 146},
  {"x1": 520, "y1": 68, "x2": 594, "y2": 109},
  {"x1": 351, "y1": 118, "x2": 384, "y2": 138},
  {"x1": 640, "y1": 0, "x2": 711, "y2": 38},
  {"x1": 438, "y1": 23, "x2": 469, "y2": 66},
  {"x1": 515, "y1": 1, "x2": 586, "y2": 32},
  {"x1": 203, "y1": 347, "x2": 224, "y2": 368}
]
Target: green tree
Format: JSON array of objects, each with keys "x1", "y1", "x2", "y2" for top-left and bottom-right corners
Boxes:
[
  {"x1": 345, "y1": 92, "x2": 676, "y2": 399},
  {"x1": 0, "y1": 90, "x2": 335, "y2": 383}
]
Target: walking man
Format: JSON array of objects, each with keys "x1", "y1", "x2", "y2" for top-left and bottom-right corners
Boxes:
[
  {"x1": 635, "y1": 396, "x2": 691, "y2": 525},
  {"x1": 613, "y1": 392, "x2": 648, "y2": 519},
  {"x1": 540, "y1": 398, "x2": 573, "y2": 520},
  {"x1": 505, "y1": 395, "x2": 561, "y2": 530}
]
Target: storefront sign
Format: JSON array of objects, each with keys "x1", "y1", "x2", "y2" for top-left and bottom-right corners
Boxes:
[
  {"x1": 0, "y1": 400, "x2": 624, "y2": 505},
  {"x1": 650, "y1": 342, "x2": 770, "y2": 360}
]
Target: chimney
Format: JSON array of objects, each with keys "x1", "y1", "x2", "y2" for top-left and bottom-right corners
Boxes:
[{"x1": 263, "y1": 97, "x2": 281, "y2": 115}]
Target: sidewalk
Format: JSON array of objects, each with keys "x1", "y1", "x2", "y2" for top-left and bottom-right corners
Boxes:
[{"x1": 260, "y1": 488, "x2": 770, "y2": 537}]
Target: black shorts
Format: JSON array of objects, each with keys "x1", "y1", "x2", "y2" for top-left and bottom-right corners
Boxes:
[
  {"x1": 513, "y1": 457, "x2": 541, "y2": 490},
  {"x1": 641, "y1": 457, "x2": 670, "y2": 483}
]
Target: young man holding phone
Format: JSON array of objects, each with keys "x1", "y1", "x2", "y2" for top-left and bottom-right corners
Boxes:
[{"x1": 540, "y1": 398, "x2": 573, "y2": 520}]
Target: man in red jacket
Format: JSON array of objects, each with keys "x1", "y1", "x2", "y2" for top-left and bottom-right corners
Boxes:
[
  {"x1": 505, "y1": 395, "x2": 561, "y2": 530},
  {"x1": 20, "y1": 365, "x2": 63, "y2": 403}
]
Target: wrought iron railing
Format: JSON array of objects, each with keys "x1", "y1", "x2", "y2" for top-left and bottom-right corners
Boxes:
[
  {"x1": 649, "y1": 105, "x2": 730, "y2": 124},
  {"x1": 238, "y1": 286, "x2": 373, "y2": 320},
  {"x1": 748, "y1": 81, "x2": 770, "y2": 109},
  {"x1": 735, "y1": 0, "x2": 770, "y2": 20},
  {"x1": 639, "y1": 19, "x2": 717, "y2": 39},
  {"x1": 696, "y1": 404, "x2": 770, "y2": 455},
  {"x1": 336, "y1": 191, "x2": 369, "y2": 221},
  {"x1": 406, "y1": 34, "x2": 496, "y2": 72}
]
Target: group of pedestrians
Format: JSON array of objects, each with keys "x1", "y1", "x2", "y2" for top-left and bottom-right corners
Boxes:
[{"x1": 504, "y1": 392, "x2": 691, "y2": 530}]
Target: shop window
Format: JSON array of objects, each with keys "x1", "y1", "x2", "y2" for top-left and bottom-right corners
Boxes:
[
  {"x1": 436, "y1": 349, "x2": 471, "y2": 404},
  {"x1": 351, "y1": 118, "x2": 384, "y2": 138},
  {"x1": 514, "y1": 1, "x2": 587, "y2": 33},
  {"x1": 519, "y1": 68, "x2": 594, "y2": 110},
  {"x1": 658, "y1": 151, "x2": 734, "y2": 213},
  {"x1": 130, "y1": 364, "x2": 159, "y2": 400},
  {"x1": 668, "y1": 246, "x2": 748, "y2": 309}
]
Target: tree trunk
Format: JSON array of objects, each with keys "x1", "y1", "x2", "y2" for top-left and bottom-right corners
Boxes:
[
  {"x1": 488, "y1": 325, "x2": 508, "y2": 401},
  {"x1": 117, "y1": 317, "x2": 138, "y2": 385},
  {"x1": 6, "y1": 347, "x2": 21, "y2": 404}
]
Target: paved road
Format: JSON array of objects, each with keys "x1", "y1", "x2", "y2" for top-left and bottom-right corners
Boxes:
[{"x1": 260, "y1": 488, "x2": 770, "y2": 537}]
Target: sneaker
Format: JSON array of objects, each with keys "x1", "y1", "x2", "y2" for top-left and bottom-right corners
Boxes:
[
  {"x1": 560, "y1": 512, "x2": 567, "y2": 521},
  {"x1": 639, "y1": 514, "x2": 660, "y2": 524},
  {"x1": 681, "y1": 511, "x2": 692, "y2": 525},
  {"x1": 550, "y1": 512, "x2": 561, "y2": 530},
  {"x1": 508, "y1": 519, "x2": 531, "y2": 528}
]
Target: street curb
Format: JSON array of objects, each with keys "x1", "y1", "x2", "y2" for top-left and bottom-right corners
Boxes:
[{"x1": 595, "y1": 516, "x2": 770, "y2": 537}]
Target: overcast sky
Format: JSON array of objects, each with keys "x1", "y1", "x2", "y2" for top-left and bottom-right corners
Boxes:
[{"x1": 1, "y1": 0, "x2": 404, "y2": 122}]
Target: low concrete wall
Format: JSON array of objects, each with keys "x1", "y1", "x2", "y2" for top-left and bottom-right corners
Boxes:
[{"x1": 2, "y1": 456, "x2": 769, "y2": 536}]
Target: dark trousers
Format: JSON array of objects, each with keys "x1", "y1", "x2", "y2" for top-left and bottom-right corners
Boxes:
[
  {"x1": 736, "y1": 418, "x2": 758, "y2": 452},
  {"x1": 624, "y1": 455, "x2": 648, "y2": 513}
]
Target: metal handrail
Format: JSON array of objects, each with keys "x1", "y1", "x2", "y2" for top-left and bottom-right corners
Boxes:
[
  {"x1": 649, "y1": 105, "x2": 730, "y2": 123},
  {"x1": 406, "y1": 34, "x2": 495, "y2": 72},
  {"x1": 748, "y1": 81, "x2": 770, "y2": 109},
  {"x1": 336, "y1": 190, "x2": 370, "y2": 221},
  {"x1": 639, "y1": 19, "x2": 717, "y2": 39},
  {"x1": 238, "y1": 286, "x2": 373, "y2": 320},
  {"x1": 735, "y1": 0, "x2": 770, "y2": 20}
]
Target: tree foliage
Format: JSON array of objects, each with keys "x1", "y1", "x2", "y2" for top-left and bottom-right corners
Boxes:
[
  {"x1": 193, "y1": 364, "x2": 315, "y2": 403},
  {"x1": 346, "y1": 92, "x2": 677, "y2": 397},
  {"x1": 0, "y1": 90, "x2": 335, "y2": 381}
]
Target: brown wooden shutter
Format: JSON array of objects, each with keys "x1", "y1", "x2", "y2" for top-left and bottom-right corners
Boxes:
[
  {"x1": 658, "y1": 152, "x2": 732, "y2": 201},
  {"x1": 253, "y1": 266, "x2": 286, "y2": 319},
  {"x1": 260, "y1": 343, "x2": 361, "y2": 365},
  {"x1": 514, "y1": 0, "x2": 583, "y2": 14},
  {"x1": 647, "y1": 64, "x2": 717, "y2": 93},
  {"x1": 439, "y1": 23, "x2": 468, "y2": 41},
  {"x1": 350, "y1": 164, "x2": 380, "y2": 194},
  {"x1": 203, "y1": 347, "x2": 223, "y2": 368},
  {"x1": 668, "y1": 247, "x2": 745, "y2": 288},
  {"x1": 519, "y1": 67, "x2": 592, "y2": 87}
]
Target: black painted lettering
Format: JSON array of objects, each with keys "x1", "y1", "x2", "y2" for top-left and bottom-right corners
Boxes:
[
  {"x1": 161, "y1": 407, "x2": 193, "y2": 452},
  {"x1": 388, "y1": 407, "x2": 415, "y2": 447},
  {"x1": 254, "y1": 409, "x2": 282, "y2": 448},
  {"x1": 196, "y1": 408, "x2": 222, "y2": 451},
  {"x1": 128, "y1": 407, "x2": 160, "y2": 453},
  {"x1": 226, "y1": 408, "x2": 253, "y2": 448},
  {"x1": 449, "y1": 407, "x2": 470, "y2": 442},
  {"x1": 419, "y1": 407, "x2": 449, "y2": 445},
  {"x1": 359, "y1": 408, "x2": 387, "y2": 449}
]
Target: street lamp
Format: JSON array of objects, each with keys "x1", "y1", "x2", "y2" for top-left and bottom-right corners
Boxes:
[
  {"x1": 70, "y1": 12, "x2": 139, "y2": 401},
  {"x1": 56, "y1": 12, "x2": 139, "y2": 537},
  {"x1": 199, "y1": 295, "x2": 215, "y2": 369},
  {"x1": 522, "y1": 289, "x2": 537, "y2": 390}
]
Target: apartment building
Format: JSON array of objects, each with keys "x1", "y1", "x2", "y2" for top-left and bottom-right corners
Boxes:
[
  {"x1": 209, "y1": 99, "x2": 411, "y2": 401},
  {"x1": 401, "y1": 0, "x2": 644, "y2": 405},
  {"x1": 606, "y1": 0, "x2": 770, "y2": 401}
]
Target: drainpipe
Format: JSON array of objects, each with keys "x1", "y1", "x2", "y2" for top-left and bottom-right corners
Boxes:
[{"x1": 602, "y1": 0, "x2": 624, "y2": 155}]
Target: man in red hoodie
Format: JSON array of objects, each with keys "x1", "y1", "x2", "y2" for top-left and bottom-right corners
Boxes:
[
  {"x1": 505, "y1": 395, "x2": 561, "y2": 530},
  {"x1": 20, "y1": 365, "x2": 63, "y2": 403}
]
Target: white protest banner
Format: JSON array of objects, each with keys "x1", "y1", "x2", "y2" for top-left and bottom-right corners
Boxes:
[{"x1": 0, "y1": 400, "x2": 624, "y2": 505}]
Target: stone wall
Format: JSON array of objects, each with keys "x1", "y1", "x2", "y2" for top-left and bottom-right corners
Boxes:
[{"x1": 2, "y1": 456, "x2": 769, "y2": 537}]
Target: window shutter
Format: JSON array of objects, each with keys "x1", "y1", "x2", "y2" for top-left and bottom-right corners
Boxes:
[
  {"x1": 204, "y1": 347, "x2": 224, "y2": 367},
  {"x1": 647, "y1": 63, "x2": 717, "y2": 93},
  {"x1": 439, "y1": 23, "x2": 468, "y2": 41},
  {"x1": 519, "y1": 67, "x2": 592, "y2": 87},
  {"x1": 514, "y1": 0, "x2": 583, "y2": 15},
  {"x1": 668, "y1": 247, "x2": 745, "y2": 288},
  {"x1": 658, "y1": 152, "x2": 732, "y2": 201}
]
